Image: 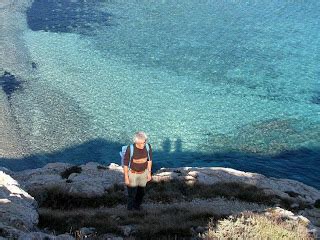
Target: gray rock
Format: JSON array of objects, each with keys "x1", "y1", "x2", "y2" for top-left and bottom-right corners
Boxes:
[
  {"x1": 5, "y1": 162, "x2": 320, "y2": 239},
  {"x1": 18, "y1": 232, "x2": 74, "y2": 240},
  {"x1": 13, "y1": 162, "x2": 124, "y2": 198},
  {"x1": 80, "y1": 227, "x2": 96, "y2": 235},
  {"x1": 308, "y1": 226, "x2": 320, "y2": 239},
  {"x1": 290, "y1": 203, "x2": 300, "y2": 209},
  {"x1": 0, "y1": 223, "x2": 25, "y2": 239},
  {"x1": 98, "y1": 234, "x2": 123, "y2": 240},
  {"x1": 121, "y1": 225, "x2": 133, "y2": 237},
  {"x1": 154, "y1": 167, "x2": 320, "y2": 205},
  {"x1": 56, "y1": 234, "x2": 75, "y2": 240},
  {"x1": 195, "y1": 226, "x2": 207, "y2": 234},
  {"x1": 0, "y1": 171, "x2": 38, "y2": 232},
  {"x1": 0, "y1": 171, "x2": 75, "y2": 239},
  {"x1": 18, "y1": 162, "x2": 320, "y2": 206}
]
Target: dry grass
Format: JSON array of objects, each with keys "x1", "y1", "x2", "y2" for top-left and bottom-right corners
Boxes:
[
  {"x1": 202, "y1": 211, "x2": 313, "y2": 240},
  {"x1": 38, "y1": 197, "x2": 270, "y2": 239},
  {"x1": 29, "y1": 184, "x2": 127, "y2": 209},
  {"x1": 38, "y1": 204, "x2": 224, "y2": 239},
  {"x1": 31, "y1": 180, "x2": 290, "y2": 210},
  {"x1": 38, "y1": 208, "x2": 120, "y2": 236},
  {"x1": 145, "y1": 180, "x2": 297, "y2": 210},
  {"x1": 34, "y1": 180, "x2": 310, "y2": 238}
]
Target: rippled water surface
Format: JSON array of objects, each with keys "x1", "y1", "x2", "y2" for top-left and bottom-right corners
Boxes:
[{"x1": 2, "y1": 0, "x2": 320, "y2": 188}]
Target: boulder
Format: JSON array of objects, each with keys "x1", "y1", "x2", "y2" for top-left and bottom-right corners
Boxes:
[
  {"x1": 0, "y1": 171, "x2": 38, "y2": 234},
  {"x1": 0, "y1": 170, "x2": 75, "y2": 239},
  {"x1": 154, "y1": 167, "x2": 320, "y2": 205},
  {"x1": 13, "y1": 162, "x2": 124, "y2": 198}
]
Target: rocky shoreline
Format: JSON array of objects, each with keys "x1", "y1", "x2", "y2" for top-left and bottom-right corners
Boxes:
[{"x1": 1, "y1": 162, "x2": 319, "y2": 239}]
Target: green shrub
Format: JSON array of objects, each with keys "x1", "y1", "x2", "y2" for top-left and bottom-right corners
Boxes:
[{"x1": 202, "y1": 212, "x2": 313, "y2": 240}]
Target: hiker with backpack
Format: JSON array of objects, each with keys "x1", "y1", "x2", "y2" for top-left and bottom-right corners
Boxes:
[{"x1": 120, "y1": 131, "x2": 152, "y2": 211}]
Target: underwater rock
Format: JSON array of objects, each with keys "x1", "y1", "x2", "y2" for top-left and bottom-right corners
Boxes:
[
  {"x1": 31, "y1": 62, "x2": 37, "y2": 69},
  {"x1": 311, "y1": 93, "x2": 320, "y2": 105},
  {"x1": 0, "y1": 71, "x2": 23, "y2": 99}
]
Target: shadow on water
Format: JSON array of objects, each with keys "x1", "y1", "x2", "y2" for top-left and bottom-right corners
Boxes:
[
  {"x1": 0, "y1": 138, "x2": 319, "y2": 189},
  {"x1": 26, "y1": 0, "x2": 113, "y2": 35}
]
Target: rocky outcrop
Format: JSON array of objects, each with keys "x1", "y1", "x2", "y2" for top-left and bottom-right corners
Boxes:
[
  {"x1": 0, "y1": 169, "x2": 74, "y2": 239},
  {"x1": 0, "y1": 170, "x2": 38, "y2": 237},
  {"x1": 5, "y1": 162, "x2": 320, "y2": 238},
  {"x1": 153, "y1": 166, "x2": 320, "y2": 205},
  {"x1": 152, "y1": 166, "x2": 320, "y2": 237},
  {"x1": 12, "y1": 162, "x2": 320, "y2": 209},
  {"x1": 13, "y1": 162, "x2": 124, "y2": 197},
  {"x1": 14, "y1": 162, "x2": 320, "y2": 205}
]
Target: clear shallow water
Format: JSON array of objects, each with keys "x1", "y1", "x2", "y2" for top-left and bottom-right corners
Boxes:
[{"x1": 1, "y1": 0, "x2": 320, "y2": 188}]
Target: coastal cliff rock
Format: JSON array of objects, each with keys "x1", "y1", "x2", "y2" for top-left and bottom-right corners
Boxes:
[
  {"x1": 153, "y1": 166, "x2": 320, "y2": 205},
  {"x1": 0, "y1": 170, "x2": 38, "y2": 234},
  {"x1": 13, "y1": 162, "x2": 124, "y2": 198},
  {"x1": 0, "y1": 169, "x2": 74, "y2": 239},
  {"x1": 13, "y1": 162, "x2": 320, "y2": 206},
  {"x1": 1, "y1": 163, "x2": 320, "y2": 238}
]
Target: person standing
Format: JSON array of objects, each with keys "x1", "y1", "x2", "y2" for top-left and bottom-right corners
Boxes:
[{"x1": 123, "y1": 131, "x2": 152, "y2": 211}]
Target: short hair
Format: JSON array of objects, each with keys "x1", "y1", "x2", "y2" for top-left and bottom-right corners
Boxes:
[{"x1": 133, "y1": 131, "x2": 148, "y2": 143}]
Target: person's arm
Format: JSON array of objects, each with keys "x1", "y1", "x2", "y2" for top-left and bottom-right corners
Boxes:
[
  {"x1": 147, "y1": 144, "x2": 153, "y2": 181},
  {"x1": 147, "y1": 161, "x2": 152, "y2": 181},
  {"x1": 124, "y1": 166, "x2": 130, "y2": 185},
  {"x1": 123, "y1": 147, "x2": 130, "y2": 185}
]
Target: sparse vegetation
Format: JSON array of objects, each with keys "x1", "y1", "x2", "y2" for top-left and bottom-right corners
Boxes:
[
  {"x1": 202, "y1": 211, "x2": 313, "y2": 240},
  {"x1": 35, "y1": 180, "x2": 313, "y2": 239},
  {"x1": 32, "y1": 180, "x2": 294, "y2": 210},
  {"x1": 38, "y1": 209, "x2": 121, "y2": 236},
  {"x1": 146, "y1": 180, "x2": 298, "y2": 209},
  {"x1": 60, "y1": 165, "x2": 82, "y2": 179},
  {"x1": 30, "y1": 184, "x2": 126, "y2": 209},
  {"x1": 38, "y1": 205, "x2": 224, "y2": 239}
]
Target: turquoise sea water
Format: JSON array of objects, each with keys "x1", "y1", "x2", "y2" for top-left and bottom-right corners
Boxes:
[{"x1": 1, "y1": 0, "x2": 320, "y2": 188}]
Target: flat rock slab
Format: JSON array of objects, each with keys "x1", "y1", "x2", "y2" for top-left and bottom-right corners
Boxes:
[{"x1": 153, "y1": 166, "x2": 320, "y2": 204}]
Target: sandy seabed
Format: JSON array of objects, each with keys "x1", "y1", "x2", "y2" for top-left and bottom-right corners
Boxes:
[{"x1": 0, "y1": 0, "x2": 32, "y2": 159}]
